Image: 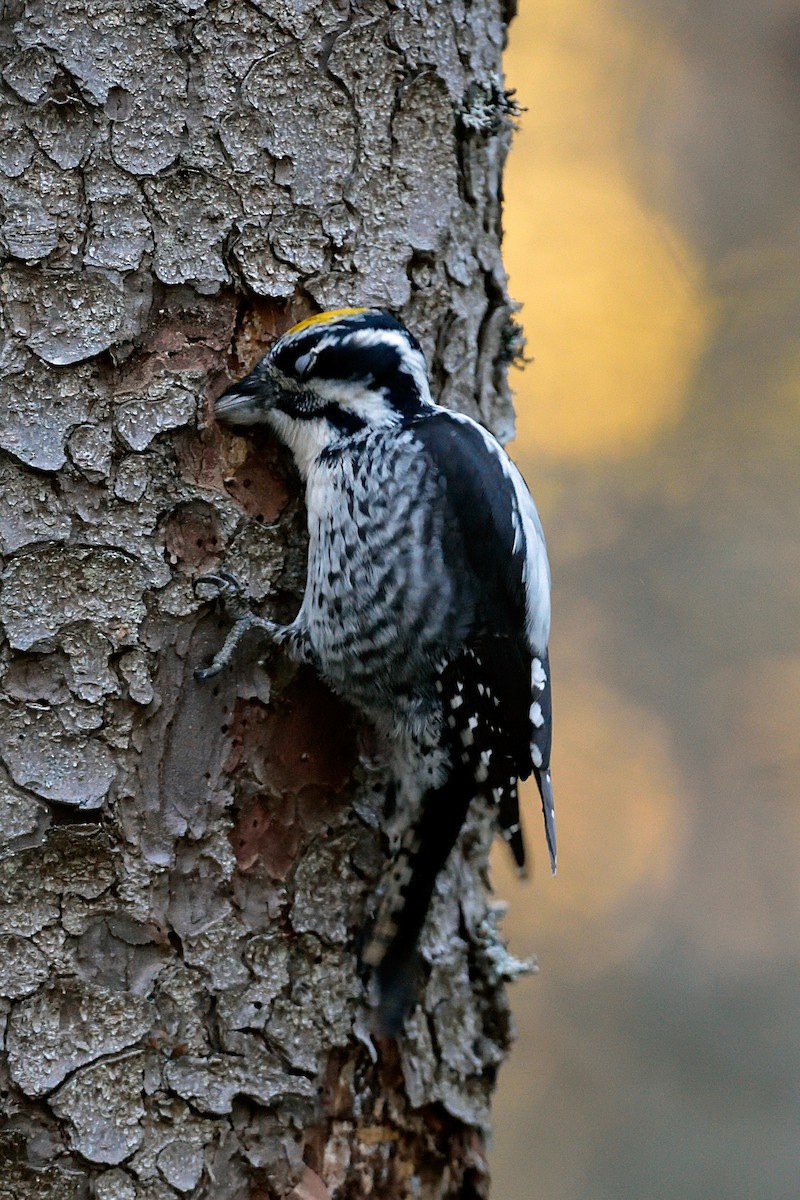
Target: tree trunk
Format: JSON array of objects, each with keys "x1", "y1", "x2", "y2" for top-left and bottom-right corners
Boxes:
[{"x1": 0, "y1": 1, "x2": 525, "y2": 1196}]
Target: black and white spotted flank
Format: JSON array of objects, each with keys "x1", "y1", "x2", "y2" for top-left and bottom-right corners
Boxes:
[{"x1": 202, "y1": 308, "x2": 555, "y2": 1035}]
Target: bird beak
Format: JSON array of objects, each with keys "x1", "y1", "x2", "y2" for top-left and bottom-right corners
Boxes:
[{"x1": 213, "y1": 371, "x2": 275, "y2": 426}]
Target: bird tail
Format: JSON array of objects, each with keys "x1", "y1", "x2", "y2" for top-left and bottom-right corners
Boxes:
[
  {"x1": 360, "y1": 768, "x2": 473, "y2": 1038},
  {"x1": 497, "y1": 778, "x2": 527, "y2": 876},
  {"x1": 535, "y1": 766, "x2": 557, "y2": 874}
]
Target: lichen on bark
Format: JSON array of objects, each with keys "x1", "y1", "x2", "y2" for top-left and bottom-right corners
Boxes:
[{"x1": 0, "y1": 1, "x2": 526, "y2": 1196}]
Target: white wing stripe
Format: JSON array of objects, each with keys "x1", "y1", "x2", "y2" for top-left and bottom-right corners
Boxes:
[{"x1": 446, "y1": 411, "x2": 551, "y2": 653}]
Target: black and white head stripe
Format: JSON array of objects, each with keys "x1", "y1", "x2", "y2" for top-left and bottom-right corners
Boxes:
[{"x1": 270, "y1": 309, "x2": 433, "y2": 416}]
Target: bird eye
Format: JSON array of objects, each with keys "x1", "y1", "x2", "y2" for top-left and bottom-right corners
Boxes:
[{"x1": 294, "y1": 350, "x2": 316, "y2": 379}]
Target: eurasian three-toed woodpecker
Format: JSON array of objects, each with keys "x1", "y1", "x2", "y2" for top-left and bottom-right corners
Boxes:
[{"x1": 197, "y1": 308, "x2": 555, "y2": 1035}]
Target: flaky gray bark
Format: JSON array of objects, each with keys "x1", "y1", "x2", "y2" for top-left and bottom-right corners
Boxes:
[{"x1": 0, "y1": 1, "x2": 526, "y2": 1196}]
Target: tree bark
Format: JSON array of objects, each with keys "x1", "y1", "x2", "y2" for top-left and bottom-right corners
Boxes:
[{"x1": 0, "y1": 1, "x2": 525, "y2": 1196}]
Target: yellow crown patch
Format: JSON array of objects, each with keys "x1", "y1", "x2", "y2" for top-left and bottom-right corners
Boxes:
[{"x1": 286, "y1": 308, "x2": 369, "y2": 337}]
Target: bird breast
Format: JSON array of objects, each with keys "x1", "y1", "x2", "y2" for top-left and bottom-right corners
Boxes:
[{"x1": 300, "y1": 430, "x2": 473, "y2": 711}]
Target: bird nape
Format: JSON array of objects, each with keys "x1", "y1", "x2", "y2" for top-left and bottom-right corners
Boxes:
[{"x1": 197, "y1": 307, "x2": 555, "y2": 1037}]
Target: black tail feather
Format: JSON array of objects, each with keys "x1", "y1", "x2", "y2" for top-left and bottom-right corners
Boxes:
[
  {"x1": 361, "y1": 765, "x2": 473, "y2": 1036},
  {"x1": 362, "y1": 647, "x2": 546, "y2": 1035},
  {"x1": 535, "y1": 766, "x2": 557, "y2": 874},
  {"x1": 497, "y1": 778, "x2": 526, "y2": 872}
]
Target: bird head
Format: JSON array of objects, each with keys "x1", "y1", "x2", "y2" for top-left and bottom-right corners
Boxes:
[{"x1": 214, "y1": 309, "x2": 433, "y2": 471}]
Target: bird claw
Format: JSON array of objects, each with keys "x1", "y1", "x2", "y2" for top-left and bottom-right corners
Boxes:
[
  {"x1": 193, "y1": 570, "x2": 243, "y2": 603},
  {"x1": 194, "y1": 571, "x2": 254, "y2": 680},
  {"x1": 194, "y1": 570, "x2": 285, "y2": 681},
  {"x1": 194, "y1": 570, "x2": 253, "y2": 625},
  {"x1": 194, "y1": 662, "x2": 221, "y2": 682}
]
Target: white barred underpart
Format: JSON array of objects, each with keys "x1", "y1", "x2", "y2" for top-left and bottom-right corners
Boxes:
[{"x1": 300, "y1": 425, "x2": 475, "y2": 736}]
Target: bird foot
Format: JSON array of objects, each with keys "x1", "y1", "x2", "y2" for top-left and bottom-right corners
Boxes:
[{"x1": 194, "y1": 572, "x2": 284, "y2": 680}]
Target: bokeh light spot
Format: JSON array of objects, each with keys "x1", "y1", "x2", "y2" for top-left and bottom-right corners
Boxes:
[{"x1": 505, "y1": 0, "x2": 712, "y2": 461}]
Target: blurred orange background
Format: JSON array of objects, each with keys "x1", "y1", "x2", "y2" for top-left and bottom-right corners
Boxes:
[{"x1": 492, "y1": 2, "x2": 800, "y2": 1196}]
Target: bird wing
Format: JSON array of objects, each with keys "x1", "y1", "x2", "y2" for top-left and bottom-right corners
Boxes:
[
  {"x1": 412, "y1": 409, "x2": 550, "y2": 755},
  {"x1": 412, "y1": 409, "x2": 556, "y2": 871}
]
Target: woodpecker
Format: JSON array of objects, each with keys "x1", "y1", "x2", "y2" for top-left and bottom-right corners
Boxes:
[{"x1": 197, "y1": 308, "x2": 554, "y2": 1035}]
